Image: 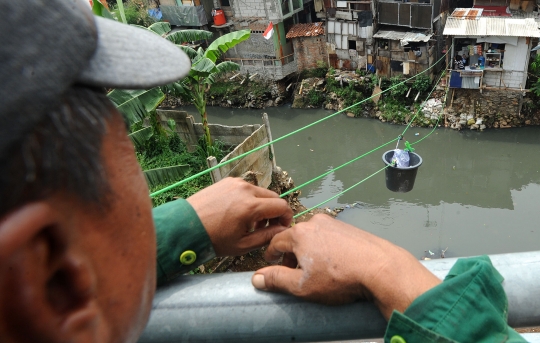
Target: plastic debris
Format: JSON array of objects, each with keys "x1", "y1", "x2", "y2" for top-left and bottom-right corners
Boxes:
[
  {"x1": 415, "y1": 133, "x2": 419, "y2": 136},
  {"x1": 391, "y1": 149, "x2": 410, "y2": 168}
]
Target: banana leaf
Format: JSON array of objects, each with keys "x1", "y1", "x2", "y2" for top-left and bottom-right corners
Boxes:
[
  {"x1": 177, "y1": 45, "x2": 198, "y2": 60},
  {"x1": 128, "y1": 126, "x2": 153, "y2": 150},
  {"x1": 206, "y1": 61, "x2": 240, "y2": 85},
  {"x1": 190, "y1": 57, "x2": 217, "y2": 77},
  {"x1": 148, "y1": 22, "x2": 171, "y2": 36},
  {"x1": 204, "y1": 30, "x2": 251, "y2": 63},
  {"x1": 115, "y1": 0, "x2": 127, "y2": 23},
  {"x1": 166, "y1": 30, "x2": 213, "y2": 45},
  {"x1": 107, "y1": 88, "x2": 165, "y2": 126},
  {"x1": 92, "y1": 0, "x2": 115, "y2": 20},
  {"x1": 143, "y1": 165, "x2": 191, "y2": 189}
]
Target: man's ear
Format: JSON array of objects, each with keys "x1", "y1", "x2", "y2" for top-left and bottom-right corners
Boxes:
[{"x1": 0, "y1": 201, "x2": 102, "y2": 343}]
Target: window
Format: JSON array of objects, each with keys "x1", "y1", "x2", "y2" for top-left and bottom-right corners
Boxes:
[
  {"x1": 221, "y1": 0, "x2": 230, "y2": 6},
  {"x1": 349, "y1": 40, "x2": 357, "y2": 50}
]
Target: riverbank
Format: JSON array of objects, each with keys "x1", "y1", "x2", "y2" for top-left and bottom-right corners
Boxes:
[{"x1": 162, "y1": 69, "x2": 540, "y2": 131}]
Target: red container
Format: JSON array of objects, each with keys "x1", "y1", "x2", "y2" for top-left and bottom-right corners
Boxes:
[{"x1": 212, "y1": 8, "x2": 226, "y2": 26}]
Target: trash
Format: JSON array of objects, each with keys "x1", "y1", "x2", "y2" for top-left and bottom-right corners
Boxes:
[
  {"x1": 415, "y1": 133, "x2": 419, "y2": 136},
  {"x1": 391, "y1": 149, "x2": 410, "y2": 168}
]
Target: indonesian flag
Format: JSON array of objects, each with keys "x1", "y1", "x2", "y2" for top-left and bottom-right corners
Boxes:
[{"x1": 263, "y1": 22, "x2": 274, "y2": 40}]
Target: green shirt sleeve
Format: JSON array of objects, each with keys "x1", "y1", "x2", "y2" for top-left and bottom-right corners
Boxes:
[
  {"x1": 384, "y1": 256, "x2": 526, "y2": 343},
  {"x1": 153, "y1": 199, "x2": 216, "y2": 286}
]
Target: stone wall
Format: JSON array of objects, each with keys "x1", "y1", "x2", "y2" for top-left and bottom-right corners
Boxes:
[
  {"x1": 445, "y1": 89, "x2": 540, "y2": 130},
  {"x1": 293, "y1": 36, "x2": 327, "y2": 70}
]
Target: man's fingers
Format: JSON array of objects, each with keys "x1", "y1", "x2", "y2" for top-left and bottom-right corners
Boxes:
[
  {"x1": 252, "y1": 198, "x2": 293, "y2": 228},
  {"x1": 263, "y1": 229, "x2": 295, "y2": 262},
  {"x1": 241, "y1": 225, "x2": 288, "y2": 252},
  {"x1": 252, "y1": 266, "x2": 303, "y2": 295},
  {"x1": 282, "y1": 252, "x2": 298, "y2": 268}
]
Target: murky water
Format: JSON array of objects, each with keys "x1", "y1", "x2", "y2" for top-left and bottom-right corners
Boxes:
[{"x1": 188, "y1": 104, "x2": 540, "y2": 259}]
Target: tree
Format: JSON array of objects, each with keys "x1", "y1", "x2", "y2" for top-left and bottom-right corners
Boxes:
[{"x1": 161, "y1": 28, "x2": 251, "y2": 156}]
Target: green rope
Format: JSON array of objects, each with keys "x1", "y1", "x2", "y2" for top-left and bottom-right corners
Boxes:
[
  {"x1": 291, "y1": 65, "x2": 450, "y2": 217},
  {"x1": 411, "y1": 65, "x2": 452, "y2": 145},
  {"x1": 280, "y1": 138, "x2": 398, "y2": 198},
  {"x1": 150, "y1": 51, "x2": 450, "y2": 198},
  {"x1": 400, "y1": 49, "x2": 452, "y2": 138},
  {"x1": 293, "y1": 165, "x2": 389, "y2": 219}
]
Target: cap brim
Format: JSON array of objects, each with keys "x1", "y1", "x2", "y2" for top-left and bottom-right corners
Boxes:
[{"x1": 77, "y1": 16, "x2": 191, "y2": 89}]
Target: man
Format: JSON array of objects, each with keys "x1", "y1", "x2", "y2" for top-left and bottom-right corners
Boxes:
[
  {"x1": 0, "y1": 1, "x2": 292, "y2": 341},
  {"x1": 0, "y1": 1, "x2": 525, "y2": 342}
]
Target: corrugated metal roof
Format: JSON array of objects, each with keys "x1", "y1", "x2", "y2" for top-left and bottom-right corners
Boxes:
[
  {"x1": 443, "y1": 17, "x2": 540, "y2": 37},
  {"x1": 285, "y1": 22, "x2": 325, "y2": 38},
  {"x1": 372, "y1": 30, "x2": 432, "y2": 43}
]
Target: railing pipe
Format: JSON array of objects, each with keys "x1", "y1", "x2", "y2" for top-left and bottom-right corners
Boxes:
[{"x1": 139, "y1": 251, "x2": 540, "y2": 342}]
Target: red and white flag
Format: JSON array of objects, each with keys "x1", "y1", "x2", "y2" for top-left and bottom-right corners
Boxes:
[{"x1": 263, "y1": 22, "x2": 274, "y2": 40}]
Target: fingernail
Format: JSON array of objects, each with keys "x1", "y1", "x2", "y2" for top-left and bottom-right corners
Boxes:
[{"x1": 252, "y1": 274, "x2": 267, "y2": 291}]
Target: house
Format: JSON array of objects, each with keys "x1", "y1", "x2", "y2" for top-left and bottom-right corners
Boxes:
[
  {"x1": 369, "y1": 0, "x2": 446, "y2": 79},
  {"x1": 285, "y1": 22, "x2": 327, "y2": 71},
  {"x1": 443, "y1": 7, "x2": 540, "y2": 90},
  {"x1": 215, "y1": 0, "x2": 319, "y2": 80},
  {"x1": 323, "y1": 0, "x2": 375, "y2": 70}
]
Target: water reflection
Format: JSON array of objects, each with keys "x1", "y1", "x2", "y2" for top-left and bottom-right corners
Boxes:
[{"x1": 187, "y1": 105, "x2": 540, "y2": 257}]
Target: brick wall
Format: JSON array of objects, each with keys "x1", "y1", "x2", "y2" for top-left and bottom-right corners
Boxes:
[{"x1": 292, "y1": 36, "x2": 328, "y2": 70}]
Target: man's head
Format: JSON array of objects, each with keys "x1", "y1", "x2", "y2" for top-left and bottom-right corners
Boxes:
[{"x1": 0, "y1": 1, "x2": 190, "y2": 341}]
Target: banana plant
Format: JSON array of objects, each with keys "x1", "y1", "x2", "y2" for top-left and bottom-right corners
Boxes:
[
  {"x1": 146, "y1": 24, "x2": 250, "y2": 155},
  {"x1": 93, "y1": 2, "x2": 190, "y2": 186}
]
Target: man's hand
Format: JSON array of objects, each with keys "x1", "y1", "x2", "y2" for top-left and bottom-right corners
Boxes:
[
  {"x1": 251, "y1": 214, "x2": 441, "y2": 320},
  {"x1": 187, "y1": 177, "x2": 293, "y2": 257}
]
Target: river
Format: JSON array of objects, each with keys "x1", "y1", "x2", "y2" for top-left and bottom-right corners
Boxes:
[{"x1": 188, "y1": 104, "x2": 540, "y2": 259}]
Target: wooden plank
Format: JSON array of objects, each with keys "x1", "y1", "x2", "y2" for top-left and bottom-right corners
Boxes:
[
  {"x1": 379, "y1": 56, "x2": 391, "y2": 77},
  {"x1": 207, "y1": 156, "x2": 222, "y2": 184}
]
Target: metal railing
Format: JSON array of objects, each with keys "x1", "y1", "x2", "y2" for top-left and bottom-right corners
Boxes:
[
  {"x1": 139, "y1": 251, "x2": 540, "y2": 342},
  {"x1": 224, "y1": 53, "x2": 295, "y2": 67}
]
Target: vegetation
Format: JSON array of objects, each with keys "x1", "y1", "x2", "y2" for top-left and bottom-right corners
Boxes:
[
  {"x1": 326, "y1": 76, "x2": 371, "y2": 116},
  {"x1": 389, "y1": 76, "x2": 408, "y2": 98},
  {"x1": 306, "y1": 88, "x2": 325, "y2": 107},
  {"x1": 137, "y1": 134, "x2": 229, "y2": 207},
  {"x1": 412, "y1": 74, "x2": 432, "y2": 94},
  {"x1": 528, "y1": 54, "x2": 540, "y2": 97},
  {"x1": 161, "y1": 29, "x2": 251, "y2": 156},
  {"x1": 120, "y1": 0, "x2": 156, "y2": 27}
]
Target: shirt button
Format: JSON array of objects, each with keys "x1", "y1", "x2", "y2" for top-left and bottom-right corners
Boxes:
[
  {"x1": 180, "y1": 250, "x2": 196, "y2": 265},
  {"x1": 390, "y1": 335, "x2": 407, "y2": 343}
]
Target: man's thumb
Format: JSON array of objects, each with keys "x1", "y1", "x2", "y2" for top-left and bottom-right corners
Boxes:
[{"x1": 251, "y1": 266, "x2": 302, "y2": 295}]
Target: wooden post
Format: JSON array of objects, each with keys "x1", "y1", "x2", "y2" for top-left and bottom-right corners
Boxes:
[
  {"x1": 262, "y1": 113, "x2": 277, "y2": 170},
  {"x1": 207, "y1": 156, "x2": 222, "y2": 184}
]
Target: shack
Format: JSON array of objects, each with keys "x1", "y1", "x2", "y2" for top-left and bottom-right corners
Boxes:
[
  {"x1": 371, "y1": 30, "x2": 436, "y2": 78},
  {"x1": 443, "y1": 7, "x2": 540, "y2": 90},
  {"x1": 286, "y1": 23, "x2": 327, "y2": 71}
]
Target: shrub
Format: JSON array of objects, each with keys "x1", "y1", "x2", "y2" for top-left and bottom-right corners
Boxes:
[
  {"x1": 412, "y1": 74, "x2": 431, "y2": 94},
  {"x1": 307, "y1": 88, "x2": 325, "y2": 107},
  {"x1": 389, "y1": 76, "x2": 408, "y2": 98}
]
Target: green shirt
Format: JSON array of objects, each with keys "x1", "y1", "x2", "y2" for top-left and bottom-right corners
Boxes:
[
  {"x1": 153, "y1": 199, "x2": 525, "y2": 342},
  {"x1": 154, "y1": 199, "x2": 215, "y2": 285}
]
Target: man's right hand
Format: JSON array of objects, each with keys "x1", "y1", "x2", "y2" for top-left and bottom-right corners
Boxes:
[
  {"x1": 187, "y1": 177, "x2": 293, "y2": 257},
  {"x1": 251, "y1": 214, "x2": 441, "y2": 320}
]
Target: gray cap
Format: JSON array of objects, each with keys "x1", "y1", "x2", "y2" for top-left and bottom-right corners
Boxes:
[{"x1": 0, "y1": 0, "x2": 191, "y2": 118}]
